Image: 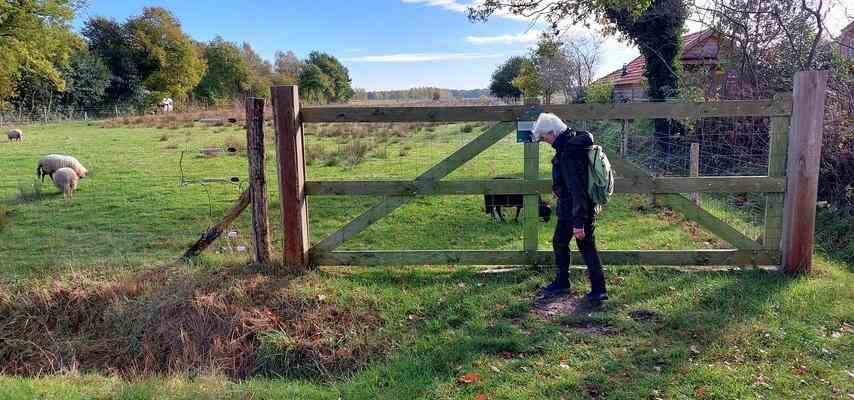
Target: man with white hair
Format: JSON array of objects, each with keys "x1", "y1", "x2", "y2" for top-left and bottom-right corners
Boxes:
[{"x1": 532, "y1": 113, "x2": 607, "y2": 302}]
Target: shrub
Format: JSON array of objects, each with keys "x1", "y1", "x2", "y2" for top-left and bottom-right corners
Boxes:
[
  {"x1": 584, "y1": 81, "x2": 614, "y2": 104},
  {"x1": 461, "y1": 124, "x2": 475, "y2": 133},
  {"x1": 304, "y1": 144, "x2": 327, "y2": 165},
  {"x1": 342, "y1": 141, "x2": 371, "y2": 168}
]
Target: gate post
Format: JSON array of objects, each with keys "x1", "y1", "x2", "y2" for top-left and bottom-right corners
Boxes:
[
  {"x1": 246, "y1": 97, "x2": 273, "y2": 264},
  {"x1": 272, "y1": 86, "x2": 310, "y2": 268},
  {"x1": 523, "y1": 99, "x2": 540, "y2": 264},
  {"x1": 780, "y1": 71, "x2": 828, "y2": 274}
]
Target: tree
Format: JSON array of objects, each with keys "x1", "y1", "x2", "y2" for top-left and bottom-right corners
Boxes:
[
  {"x1": 532, "y1": 32, "x2": 566, "y2": 104},
  {"x1": 562, "y1": 32, "x2": 603, "y2": 96},
  {"x1": 61, "y1": 49, "x2": 112, "y2": 110},
  {"x1": 83, "y1": 16, "x2": 148, "y2": 106},
  {"x1": 305, "y1": 51, "x2": 353, "y2": 102},
  {"x1": 125, "y1": 7, "x2": 206, "y2": 100},
  {"x1": 274, "y1": 50, "x2": 303, "y2": 84},
  {"x1": 242, "y1": 42, "x2": 274, "y2": 97},
  {"x1": 195, "y1": 37, "x2": 251, "y2": 104},
  {"x1": 470, "y1": 0, "x2": 688, "y2": 132},
  {"x1": 490, "y1": 56, "x2": 525, "y2": 102},
  {"x1": 0, "y1": 0, "x2": 81, "y2": 102},
  {"x1": 512, "y1": 59, "x2": 543, "y2": 99},
  {"x1": 693, "y1": 0, "x2": 832, "y2": 96},
  {"x1": 298, "y1": 64, "x2": 332, "y2": 104}
]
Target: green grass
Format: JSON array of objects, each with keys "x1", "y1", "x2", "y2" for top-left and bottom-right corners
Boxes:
[{"x1": 0, "y1": 120, "x2": 851, "y2": 399}]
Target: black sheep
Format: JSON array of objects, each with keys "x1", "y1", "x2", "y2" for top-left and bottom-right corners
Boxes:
[{"x1": 484, "y1": 191, "x2": 552, "y2": 223}]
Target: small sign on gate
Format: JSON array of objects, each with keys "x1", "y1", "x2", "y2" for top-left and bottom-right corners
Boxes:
[{"x1": 516, "y1": 105, "x2": 544, "y2": 143}]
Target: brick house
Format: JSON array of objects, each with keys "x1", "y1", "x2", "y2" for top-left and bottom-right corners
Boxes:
[
  {"x1": 598, "y1": 30, "x2": 739, "y2": 101},
  {"x1": 841, "y1": 20, "x2": 854, "y2": 59}
]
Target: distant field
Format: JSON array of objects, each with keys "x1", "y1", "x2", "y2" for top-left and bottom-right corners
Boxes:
[{"x1": 0, "y1": 118, "x2": 850, "y2": 399}]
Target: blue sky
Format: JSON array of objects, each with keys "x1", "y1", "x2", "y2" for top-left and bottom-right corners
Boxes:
[
  {"x1": 76, "y1": 0, "x2": 852, "y2": 91},
  {"x1": 75, "y1": 0, "x2": 646, "y2": 90}
]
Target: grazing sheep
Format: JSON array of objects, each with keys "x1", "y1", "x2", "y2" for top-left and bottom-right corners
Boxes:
[
  {"x1": 7, "y1": 129, "x2": 23, "y2": 142},
  {"x1": 485, "y1": 193, "x2": 552, "y2": 223},
  {"x1": 36, "y1": 154, "x2": 88, "y2": 183},
  {"x1": 52, "y1": 168, "x2": 79, "y2": 201}
]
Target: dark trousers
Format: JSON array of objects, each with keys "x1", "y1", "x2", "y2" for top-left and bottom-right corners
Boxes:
[{"x1": 552, "y1": 219, "x2": 606, "y2": 294}]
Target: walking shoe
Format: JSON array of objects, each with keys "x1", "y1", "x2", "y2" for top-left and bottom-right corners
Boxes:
[
  {"x1": 585, "y1": 291, "x2": 608, "y2": 303},
  {"x1": 541, "y1": 281, "x2": 570, "y2": 296}
]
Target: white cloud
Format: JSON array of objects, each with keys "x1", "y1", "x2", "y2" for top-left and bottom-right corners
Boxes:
[
  {"x1": 401, "y1": 0, "x2": 468, "y2": 13},
  {"x1": 466, "y1": 30, "x2": 542, "y2": 45},
  {"x1": 343, "y1": 52, "x2": 504, "y2": 63}
]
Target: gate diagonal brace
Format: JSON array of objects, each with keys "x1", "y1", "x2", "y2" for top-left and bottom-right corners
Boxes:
[{"x1": 310, "y1": 122, "x2": 515, "y2": 254}]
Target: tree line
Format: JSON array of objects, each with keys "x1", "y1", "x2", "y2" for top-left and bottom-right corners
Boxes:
[
  {"x1": 351, "y1": 87, "x2": 491, "y2": 102},
  {"x1": 488, "y1": 32, "x2": 607, "y2": 105},
  {"x1": 0, "y1": 2, "x2": 355, "y2": 115}
]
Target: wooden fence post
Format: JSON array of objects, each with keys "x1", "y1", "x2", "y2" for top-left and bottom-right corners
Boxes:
[
  {"x1": 523, "y1": 99, "x2": 540, "y2": 263},
  {"x1": 272, "y1": 86, "x2": 310, "y2": 268},
  {"x1": 780, "y1": 71, "x2": 828, "y2": 274},
  {"x1": 689, "y1": 142, "x2": 700, "y2": 205},
  {"x1": 246, "y1": 97, "x2": 273, "y2": 264}
]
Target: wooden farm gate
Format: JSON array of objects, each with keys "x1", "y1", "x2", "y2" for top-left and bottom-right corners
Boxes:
[{"x1": 270, "y1": 71, "x2": 828, "y2": 273}]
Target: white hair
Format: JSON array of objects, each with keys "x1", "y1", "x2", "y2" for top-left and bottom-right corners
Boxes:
[{"x1": 531, "y1": 113, "x2": 567, "y2": 141}]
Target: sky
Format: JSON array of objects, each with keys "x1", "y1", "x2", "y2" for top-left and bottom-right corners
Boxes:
[{"x1": 74, "y1": 0, "x2": 853, "y2": 91}]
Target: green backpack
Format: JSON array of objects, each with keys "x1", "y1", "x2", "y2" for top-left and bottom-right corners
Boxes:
[{"x1": 587, "y1": 145, "x2": 614, "y2": 211}]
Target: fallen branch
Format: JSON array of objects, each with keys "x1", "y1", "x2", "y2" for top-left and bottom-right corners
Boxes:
[{"x1": 181, "y1": 189, "x2": 251, "y2": 260}]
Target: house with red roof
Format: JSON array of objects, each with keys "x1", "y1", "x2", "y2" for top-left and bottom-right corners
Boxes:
[
  {"x1": 841, "y1": 20, "x2": 854, "y2": 59},
  {"x1": 598, "y1": 30, "x2": 733, "y2": 101}
]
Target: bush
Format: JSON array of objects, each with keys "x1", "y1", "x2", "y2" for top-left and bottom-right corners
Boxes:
[
  {"x1": 584, "y1": 81, "x2": 614, "y2": 104},
  {"x1": 461, "y1": 124, "x2": 475, "y2": 133},
  {"x1": 342, "y1": 141, "x2": 372, "y2": 168}
]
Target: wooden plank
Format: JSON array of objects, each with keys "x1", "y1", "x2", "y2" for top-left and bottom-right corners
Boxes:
[
  {"x1": 690, "y1": 142, "x2": 701, "y2": 205},
  {"x1": 523, "y1": 142, "x2": 539, "y2": 255},
  {"x1": 245, "y1": 97, "x2": 272, "y2": 264},
  {"x1": 660, "y1": 194, "x2": 759, "y2": 249},
  {"x1": 781, "y1": 71, "x2": 828, "y2": 274},
  {"x1": 301, "y1": 99, "x2": 793, "y2": 123},
  {"x1": 272, "y1": 86, "x2": 310, "y2": 268},
  {"x1": 181, "y1": 190, "x2": 251, "y2": 260},
  {"x1": 314, "y1": 249, "x2": 780, "y2": 267},
  {"x1": 311, "y1": 123, "x2": 515, "y2": 253},
  {"x1": 304, "y1": 176, "x2": 786, "y2": 196},
  {"x1": 763, "y1": 95, "x2": 789, "y2": 252}
]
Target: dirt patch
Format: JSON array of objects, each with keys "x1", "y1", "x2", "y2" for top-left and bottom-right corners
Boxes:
[
  {"x1": 629, "y1": 309, "x2": 662, "y2": 322},
  {"x1": 532, "y1": 293, "x2": 582, "y2": 318},
  {"x1": 0, "y1": 266, "x2": 387, "y2": 380}
]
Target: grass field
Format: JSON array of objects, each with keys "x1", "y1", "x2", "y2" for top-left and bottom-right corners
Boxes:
[{"x1": 0, "y1": 119, "x2": 851, "y2": 399}]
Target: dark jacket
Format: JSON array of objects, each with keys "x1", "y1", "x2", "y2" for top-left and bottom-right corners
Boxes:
[{"x1": 551, "y1": 129, "x2": 595, "y2": 229}]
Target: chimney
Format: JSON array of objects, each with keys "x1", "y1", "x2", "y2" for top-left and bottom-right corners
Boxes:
[{"x1": 621, "y1": 64, "x2": 628, "y2": 76}]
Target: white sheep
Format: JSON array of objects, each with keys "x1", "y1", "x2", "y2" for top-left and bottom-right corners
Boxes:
[
  {"x1": 37, "y1": 154, "x2": 88, "y2": 183},
  {"x1": 52, "y1": 168, "x2": 79, "y2": 201},
  {"x1": 7, "y1": 129, "x2": 23, "y2": 142}
]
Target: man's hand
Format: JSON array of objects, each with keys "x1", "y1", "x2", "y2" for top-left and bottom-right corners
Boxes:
[{"x1": 573, "y1": 228, "x2": 586, "y2": 241}]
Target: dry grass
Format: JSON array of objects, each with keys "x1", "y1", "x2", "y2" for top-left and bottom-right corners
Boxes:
[{"x1": 0, "y1": 265, "x2": 388, "y2": 380}]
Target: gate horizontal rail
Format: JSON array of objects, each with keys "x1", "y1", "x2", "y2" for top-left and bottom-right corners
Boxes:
[
  {"x1": 314, "y1": 250, "x2": 781, "y2": 267},
  {"x1": 301, "y1": 99, "x2": 792, "y2": 123},
  {"x1": 305, "y1": 176, "x2": 785, "y2": 196}
]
